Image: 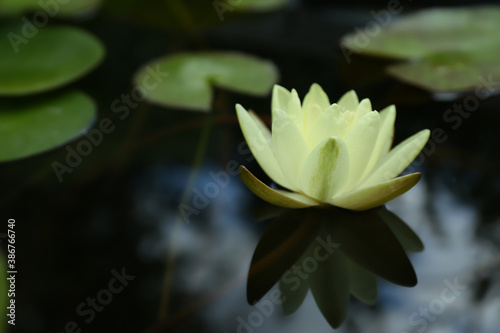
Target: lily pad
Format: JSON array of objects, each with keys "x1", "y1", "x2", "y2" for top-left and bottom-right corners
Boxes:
[
  {"x1": 0, "y1": 91, "x2": 96, "y2": 162},
  {"x1": 0, "y1": 0, "x2": 101, "y2": 17},
  {"x1": 0, "y1": 24, "x2": 105, "y2": 95},
  {"x1": 134, "y1": 52, "x2": 279, "y2": 111},
  {"x1": 340, "y1": 6, "x2": 500, "y2": 92}
]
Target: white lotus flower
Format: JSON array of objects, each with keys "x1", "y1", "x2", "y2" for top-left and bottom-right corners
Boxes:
[{"x1": 236, "y1": 83, "x2": 430, "y2": 211}]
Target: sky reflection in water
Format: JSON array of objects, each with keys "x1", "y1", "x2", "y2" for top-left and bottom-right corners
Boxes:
[{"x1": 131, "y1": 160, "x2": 500, "y2": 333}]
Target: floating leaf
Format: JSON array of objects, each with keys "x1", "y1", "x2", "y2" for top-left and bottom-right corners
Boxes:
[
  {"x1": 340, "y1": 6, "x2": 500, "y2": 92},
  {"x1": 0, "y1": 91, "x2": 96, "y2": 162},
  {"x1": 134, "y1": 52, "x2": 279, "y2": 111},
  {"x1": 0, "y1": 24, "x2": 105, "y2": 95}
]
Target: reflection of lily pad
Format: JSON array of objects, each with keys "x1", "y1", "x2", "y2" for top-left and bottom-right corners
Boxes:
[
  {"x1": 0, "y1": 24, "x2": 105, "y2": 95},
  {"x1": 0, "y1": 0, "x2": 101, "y2": 16},
  {"x1": 340, "y1": 6, "x2": 500, "y2": 92},
  {"x1": 0, "y1": 91, "x2": 96, "y2": 162},
  {"x1": 134, "y1": 52, "x2": 279, "y2": 111}
]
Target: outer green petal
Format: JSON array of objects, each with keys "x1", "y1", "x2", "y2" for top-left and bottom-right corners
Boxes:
[
  {"x1": 272, "y1": 108, "x2": 309, "y2": 191},
  {"x1": 361, "y1": 129, "x2": 430, "y2": 188},
  {"x1": 307, "y1": 104, "x2": 348, "y2": 149},
  {"x1": 329, "y1": 173, "x2": 421, "y2": 211},
  {"x1": 337, "y1": 90, "x2": 359, "y2": 111},
  {"x1": 236, "y1": 104, "x2": 290, "y2": 188},
  {"x1": 239, "y1": 166, "x2": 319, "y2": 208},
  {"x1": 343, "y1": 111, "x2": 380, "y2": 191},
  {"x1": 302, "y1": 83, "x2": 330, "y2": 111},
  {"x1": 362, "y1": 105, "x2": 396, "y2": 178},
  {"x1": 299, "y1": 137, "x2": 349, "y2": 201},
  {"x1": 272, "y1": 85, "x2": 291, "y2": 113}
]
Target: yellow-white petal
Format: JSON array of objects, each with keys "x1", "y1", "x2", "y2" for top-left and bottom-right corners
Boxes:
[
  {"x1": 337, "y1": 90, "x2": 359, "y2": 111},
  {"x1": 361, "y1": 105, "x2": 396, "y2": 178},
  {"x1": 239, "y1": 166, "x2": 319, "y2": 208},
  {"x1": 378, "y1": 105, "x2": 396, "y2": 156},
  {"x1": 287, "y1": 89, "x2": 304, "y2": 129},
  {"x1": 343, "y1": 111, "x2": 380, "y2": 191},
  {"x1": 248, "y1": 110, "x2": 272, "y2": 143},
  {"x1": 236, "y1": 104, "x2": 290, "y2": 189},
  {"x1": 329, "y1": 173, "x2": 421, "y2": 211},
  {"x1": 302, "y1": 83, "x2": 330, "y2": 111},
  {"x1": 299, "y1": 137, "x2": 350, "y2": 201},
  {"x1": 304, "y1": 103, "x2": 324, "y2": 138},
  {"x1": 307, "y1": 104, "x2": 348, "y2": 149},
  {"x1": 272, "y1": 108, "x2": 309, "y2": 191},
  {"x1": 272, "y1": 85, "x2": 291, "y2": 113},
  {"x1": 360, "y1": 129, "x2": 430, "y2": 188},
  {"x1": 353, "y1": 98, "x2": 372, "y2": 124}
]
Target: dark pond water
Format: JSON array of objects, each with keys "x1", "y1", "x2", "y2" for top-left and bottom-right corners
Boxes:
[{"x1": 2, "y1": 1, "x2": 500, "y2": 333}]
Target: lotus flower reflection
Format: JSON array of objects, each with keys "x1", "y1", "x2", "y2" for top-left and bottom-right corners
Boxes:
[{"x1": 236, "y1": 84, "x2": 430, "y2": 211}]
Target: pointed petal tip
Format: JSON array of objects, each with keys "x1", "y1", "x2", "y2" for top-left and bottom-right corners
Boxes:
[
  {"x1": 330, "y1": 172, "x2": 422, "y2": 211},
  {"x1": 273, "y1": 84, "x2": 289, "y2": 94},
  {"x1": 235, "y1": 103, "x2": 247, "y2": 114},
  {"x1": 239, "y1": 166, "x2": 317, "y2": 208}
]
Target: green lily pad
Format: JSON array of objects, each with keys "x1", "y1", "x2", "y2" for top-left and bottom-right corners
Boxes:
[
  {"x1": 0, "y1": 91, "x2": 96, "y2": 162},
  {"x1": 340, "y1": 6, "x2": 500, "y2": 92},
  {"x1": 0, "y1": 24, "x2": 105, "y2": 95},
  {"x1": 386, "y1": 51, "x2": 499, "y2": 92},
  {"x1": 134, "y1": 52, "x2": 279, "y2": 111},
  {"x1": 0, "y1": 0, "x2": 101, "y2": 17}
]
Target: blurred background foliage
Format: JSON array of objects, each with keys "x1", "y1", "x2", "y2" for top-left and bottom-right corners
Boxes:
[{"x1": 341, "y1": 6, "x2": 500, "y2": 93}]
